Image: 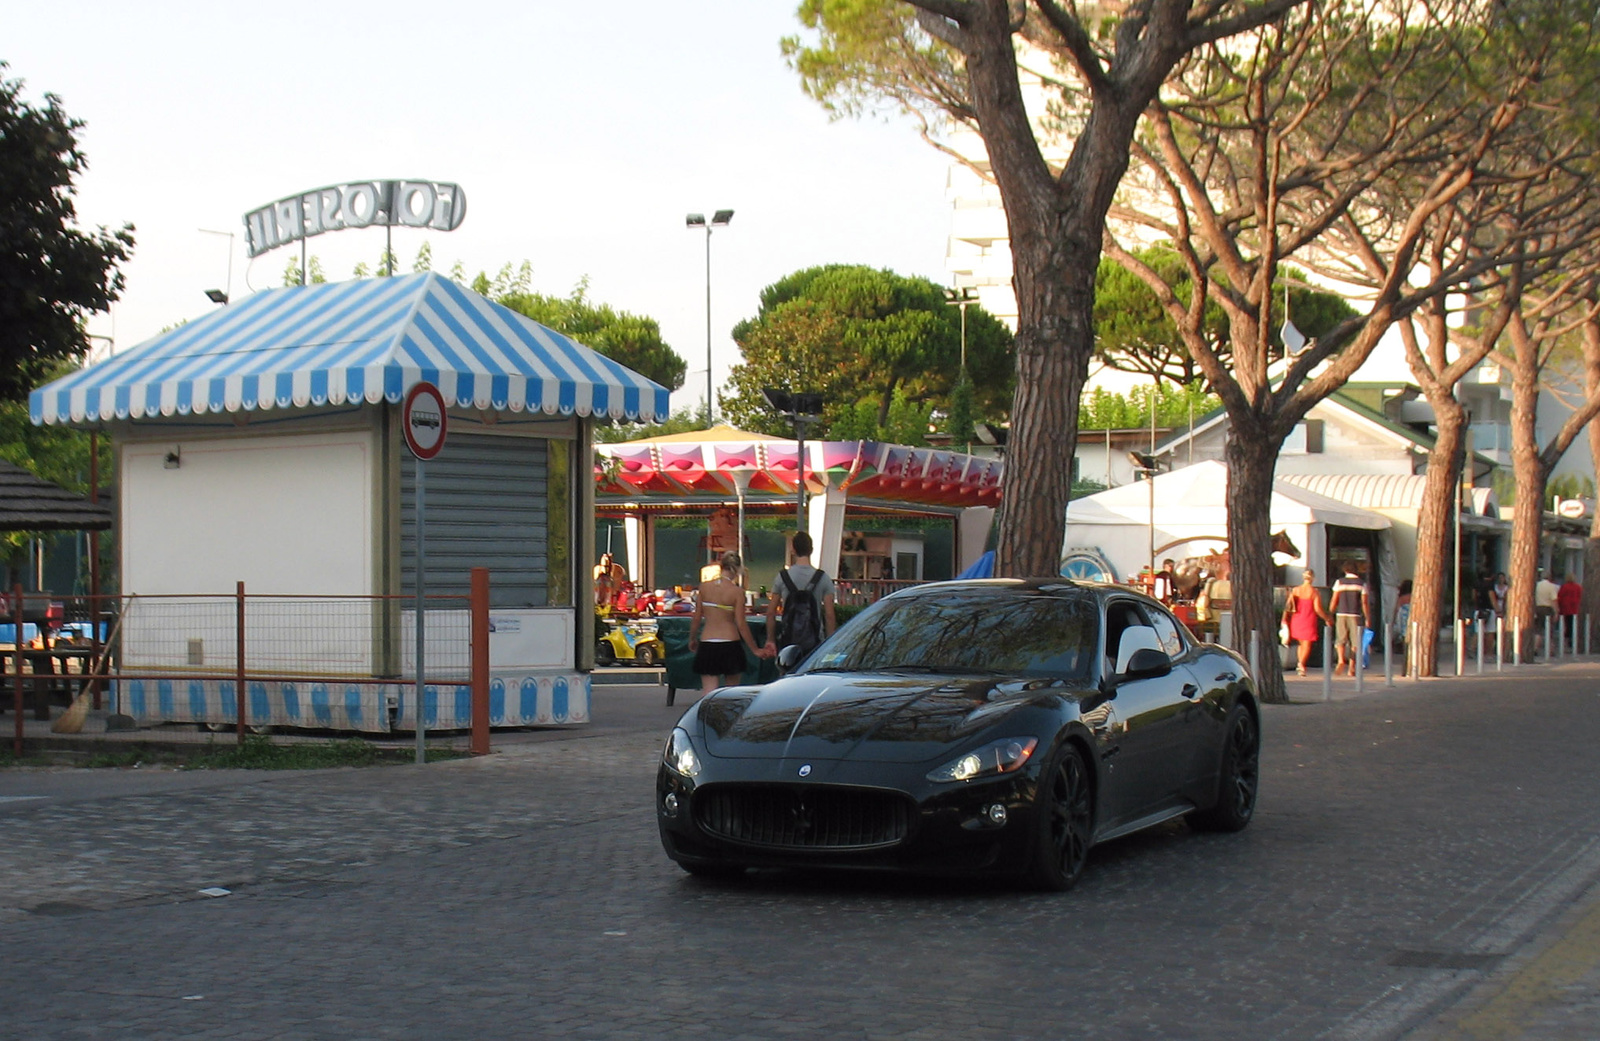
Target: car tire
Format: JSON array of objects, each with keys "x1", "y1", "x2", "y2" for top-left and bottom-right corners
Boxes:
[
  {"x1": 595, "y1": 641, "x2": 616, "y2": 667},
  {"x1": 635, "y1": 644, "x2": 657, "y2": 668},
  {"x1": 1191, "y1": 705, "x2": 1259, "y2": 832},
  {"x1": 1028, "y1": 743, "x2": 1093, "y2": 891}
]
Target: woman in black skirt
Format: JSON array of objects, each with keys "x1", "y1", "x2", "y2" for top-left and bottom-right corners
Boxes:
[{"x1": 689, "y1": 552, "x2": 770, "y2": 694}]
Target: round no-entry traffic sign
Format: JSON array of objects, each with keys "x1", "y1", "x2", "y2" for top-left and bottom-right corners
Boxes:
[{"x1": 402, "y1": 381, "x2": 448, "y2": 460}]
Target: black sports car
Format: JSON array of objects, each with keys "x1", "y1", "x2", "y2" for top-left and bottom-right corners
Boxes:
[{"x1": 656, "y1": 579, "x2": 1259, "y2": 890}]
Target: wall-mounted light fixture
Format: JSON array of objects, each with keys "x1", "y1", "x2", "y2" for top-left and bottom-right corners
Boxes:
[{"x1": 164, "y1": 448, "x2": 181, "y2": 469}]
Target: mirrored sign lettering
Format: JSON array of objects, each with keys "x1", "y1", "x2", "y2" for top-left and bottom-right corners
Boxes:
[{"x1": 243, "y1": 180, "x2": 466, "y2": 258}]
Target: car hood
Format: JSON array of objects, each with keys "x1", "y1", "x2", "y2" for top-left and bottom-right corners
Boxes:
[{"x1": 694, "y1": 671, "x2": 1078, "y2": 764}]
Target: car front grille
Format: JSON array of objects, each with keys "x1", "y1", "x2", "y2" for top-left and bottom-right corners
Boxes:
[{"x1": 694, "y1": 784, "x2": 913, "y2": 851}]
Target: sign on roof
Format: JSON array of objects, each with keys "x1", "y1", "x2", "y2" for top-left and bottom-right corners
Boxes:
[{"x1": 243, "y1": 180, "x2": 466, "y2": 258}]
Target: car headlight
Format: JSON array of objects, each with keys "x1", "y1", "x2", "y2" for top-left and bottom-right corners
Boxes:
[
  {"x1": 662, "y1": 728, "x2": 701, "y2": 778},
  {"x1": 927, "y1": 737, "x2": 1039, "y2": 783}
]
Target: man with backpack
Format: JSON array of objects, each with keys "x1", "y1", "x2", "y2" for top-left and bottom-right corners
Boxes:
[{"x1": 765, "y1": 531, "x2": 838, "y2": 668}]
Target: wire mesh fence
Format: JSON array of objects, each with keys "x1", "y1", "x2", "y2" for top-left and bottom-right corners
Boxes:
[{"x1": 4, "y1": 587, "x2": 494, "y2": 748}]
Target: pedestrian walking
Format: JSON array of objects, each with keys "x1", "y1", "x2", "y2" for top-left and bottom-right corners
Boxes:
[
  {"x1": 1535, "y1": 568, "x2": 1559, "y2": 657},
  {"x1": 765, "y1": 531, "x2": 838, "y2": 670},
  {"x1": 1282, "y1": 569, "x2": 1333, "y2": 676},
  {"x1": 689, "y1": 552, "x2": 771, "y2": 696},
  {"x1": 1331, "y1": 562, "x2": 1370, "y2": 677}
]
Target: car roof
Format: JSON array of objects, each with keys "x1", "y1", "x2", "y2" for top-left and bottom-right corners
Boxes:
[{"x1": 888, "y1": 578, "x2": 1154, "y2": 604}]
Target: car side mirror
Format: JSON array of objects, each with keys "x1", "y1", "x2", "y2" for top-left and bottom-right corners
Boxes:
[
  {"x1": 777, "y1": 644, "x2": 804, "y2": 672},
  {"x1": 1122, "y1": 647, "x2": 1172, "y2": 680}
]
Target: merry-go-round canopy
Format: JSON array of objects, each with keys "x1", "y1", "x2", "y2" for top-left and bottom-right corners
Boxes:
[
  {"x1": 595, "y1": 425, "x2": 1003, "y2": 511},
  {"x1": 30, "y1": 273, "x2": 671, "y2": 427}
]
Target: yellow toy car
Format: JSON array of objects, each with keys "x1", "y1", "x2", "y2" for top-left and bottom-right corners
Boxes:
[{"x1": 596, "y1": 619, "x2": 665, "y2": 667}]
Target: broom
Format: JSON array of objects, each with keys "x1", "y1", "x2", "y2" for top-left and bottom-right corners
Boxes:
[{"x1": 51, "y1": 602, "x2": 130, "y2": 735}]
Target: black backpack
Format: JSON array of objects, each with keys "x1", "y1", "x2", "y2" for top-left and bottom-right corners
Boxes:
[{"x1": 778, "y1": 568, "x2": 826, "y2": 653}]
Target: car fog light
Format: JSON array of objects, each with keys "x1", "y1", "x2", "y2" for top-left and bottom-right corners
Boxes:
[
  {"x1": 663, "y1": 792, "x2": 679, "y2": 817},
  {"x1": 986, "y1": 802, "x2": 1008, "y2": 826}
]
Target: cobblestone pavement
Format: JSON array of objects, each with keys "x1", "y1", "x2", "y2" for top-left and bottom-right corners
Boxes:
[{"x1": 2, "y1": 670, "x2": 1599, "y2": 1040}]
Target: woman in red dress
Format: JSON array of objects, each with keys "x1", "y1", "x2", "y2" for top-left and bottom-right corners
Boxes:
[{"x1": 1283, "y1": 569, "x2": 1334, "y2": 676}]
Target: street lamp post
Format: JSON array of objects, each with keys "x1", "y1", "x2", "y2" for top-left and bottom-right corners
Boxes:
[
  {"x1": 1128, "y1": 451, "x2": 1163, "y2": 588},
  {"x1": 763, "y1": 388, "x2": 825, "y2": 535},
  {"x1": 199, "y1": 228, "x2": 235, "y2": 303},
  {"x1": 686, "y1": 210, "x2": 734, "y2": 425},
  {"x1": 943, "y1": 286, "x2": 977, "y2": 373}
]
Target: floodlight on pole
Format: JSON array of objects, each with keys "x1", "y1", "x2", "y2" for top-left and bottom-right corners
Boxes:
[
  {"x1": 687, "y1": 209, "x2": 734, "y2": 425},
  {"x1": 943, "y1": 286, "x2": 978, "y2": 373},
  {"x1": 199, "y1": 228, "x2": 235, "y2": 303},
  {"x1": 763, "y1": 387, "x2": 824, "y2": 535},
  {"x1": 1127, "y1": 451, "x2": 1163, "y2": 585}
]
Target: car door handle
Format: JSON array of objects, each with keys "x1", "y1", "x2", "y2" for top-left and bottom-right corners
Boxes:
[
  {"x1": 1181, "y1": 683, "x2": 1200, "y2": 699},
  {"x1": 1215, "y1": 672, "x2": 1238, "y2": 683}
]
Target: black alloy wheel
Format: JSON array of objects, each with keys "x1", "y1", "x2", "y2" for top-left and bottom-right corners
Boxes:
[
  {"x1": 1192, "y1": 705, "x2": 1259, "y2": 832},
  {"x1": 1029, "y1": 744, "x2": 1093, "y2": 891}
]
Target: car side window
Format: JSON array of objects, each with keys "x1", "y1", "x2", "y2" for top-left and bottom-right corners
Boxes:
[
  {"x1": 1145, "y1": 608, "x2": 1187, "y2": 660},
  {"x1": 1103, "y1": 600, "x2": 1144, "y2": 675}
]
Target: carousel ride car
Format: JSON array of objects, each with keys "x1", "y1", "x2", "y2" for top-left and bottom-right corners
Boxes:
[
  {"x1": 596, "y1": 617, "x2": 665, "y2": 667},
  {"x1": 656, "y1": 579, "x2": 1259, "y2": 890}
]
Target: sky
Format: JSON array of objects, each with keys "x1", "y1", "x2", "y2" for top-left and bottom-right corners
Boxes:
[{"x1": 6, "y1": 0, "x2": 956, "y2": 414}]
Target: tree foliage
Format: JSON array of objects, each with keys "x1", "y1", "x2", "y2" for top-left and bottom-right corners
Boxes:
[
  {"x1": 1077, "y1": 384, "x2": 1220, "y2": 431},
  {"x1": 493, "y1": 274, "x2": 687, "y2": 393},
  {"x1": 0, "y1": 64, "x2": 134, "y2": 403},
  {"x1": 1094, "y1": 249, "x2": 1354, "y2": 385},
  {"x1": 721, "y1": 264, "x2": 1013, "y2": 441},
  {"x1": 788, "y1": 0, "x2": 1308, "y2": 586}
]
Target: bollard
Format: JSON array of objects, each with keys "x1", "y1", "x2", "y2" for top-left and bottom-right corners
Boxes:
[
  {"x1": 1355, "y1": 628, "x2": 1365, "y2": 693},
  {"x1": 1456, "y1": 619, "x2": 1466, "y2": 677},
  {"x1": 1384, "y1": 623, "x2": 1393, "y2": 688},
  {"x1": 1476, "y1": 623, "x2": 1483, "y2": 675},
  {"x1": 1514, "y1": 621, "x2": 1522, "y2": 666},
  {"x1": 1586, "y1": 614, "x2": 1591, "y2": 655},
  {"x1": 1323, "y1": 623, "x2": 1333, "y2": 701},
  {"x1": 1411, "y1": 622, "x2": 1420, "y2": 681},
  {"x1": 1496, "y1": 616, "x2": 1503, "y2": 672},
  {"x1": 1543, "y1": 615, "x2": 1551, "y2": 663},
  {"x1": 1249, "y1": 629, "x2": 1261, "y2": 691}
]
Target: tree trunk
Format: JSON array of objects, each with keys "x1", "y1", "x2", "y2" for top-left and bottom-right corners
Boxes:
[
  {"x1": 1225, "y1": 421, "x2": 1287, "y2": 704},
  {"x1": 1506, "y1": 365, "x2": 1547, "y2": 635},
  {"x1": 997, "y1": 266, "x2": 1093, "y2": 576},
  {"x1": 1581, "y1": 309, "x2": 1600, "y2": 647},
  {"x1": 1409, "y1": 397, "x2": 1468, "y2": 676}
]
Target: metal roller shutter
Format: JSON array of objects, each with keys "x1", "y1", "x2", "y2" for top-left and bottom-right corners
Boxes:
[{"x1": 401, "y1": 433, "x2": 550, "y2": 606}]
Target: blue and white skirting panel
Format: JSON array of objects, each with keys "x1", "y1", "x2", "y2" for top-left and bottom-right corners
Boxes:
[{"x1": 114, "y1": 671, "x2": 591, "y2": 732}]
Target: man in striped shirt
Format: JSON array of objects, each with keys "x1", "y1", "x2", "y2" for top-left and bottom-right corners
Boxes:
[{"x1": 1331, "y1": 563, "x2": 1371, "y2": 676}]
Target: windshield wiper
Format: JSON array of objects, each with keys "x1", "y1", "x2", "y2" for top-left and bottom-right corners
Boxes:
[{"x1": 877, "y1": 664, "x2": 994, "y2": 675}]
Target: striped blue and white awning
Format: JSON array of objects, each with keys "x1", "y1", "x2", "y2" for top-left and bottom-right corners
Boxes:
[{"x1": 30, "y1": 273, "x2": 671, "y2": 425}]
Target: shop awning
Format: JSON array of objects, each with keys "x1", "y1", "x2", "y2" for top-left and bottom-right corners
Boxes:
[{"x1": 30, "y1": 273, "x2": 670, "y2": 426}]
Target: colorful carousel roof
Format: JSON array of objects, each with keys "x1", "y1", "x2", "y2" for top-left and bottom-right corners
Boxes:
[{"x1": 595, "y1": 427, "x2": 1003, "y2": 508}]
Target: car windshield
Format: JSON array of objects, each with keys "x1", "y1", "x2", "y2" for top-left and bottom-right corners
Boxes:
[{"x1": 802, "y1": 589, "x2": 1098, "y2": 682}]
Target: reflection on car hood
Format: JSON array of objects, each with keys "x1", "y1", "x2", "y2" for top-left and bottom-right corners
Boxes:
[{"x1": 696, "y1": 672, "x2": 1077, "y2": 764}]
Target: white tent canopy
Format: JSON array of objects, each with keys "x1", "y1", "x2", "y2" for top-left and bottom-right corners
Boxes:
[{"x1": 1065, "y1": 460, "x2": 1389, "y2": 579}]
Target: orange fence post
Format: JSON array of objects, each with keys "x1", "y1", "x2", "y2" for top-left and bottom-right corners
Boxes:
[
  {"x1": 236, "y1": 581, "x2": 247, "y2": 745},
  {"x1": 470, "y1": 568, "x2": 490, "y2": 756}
]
